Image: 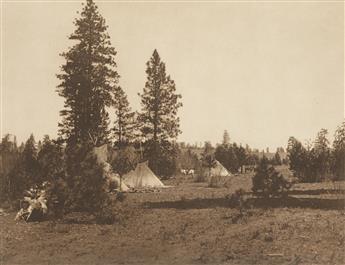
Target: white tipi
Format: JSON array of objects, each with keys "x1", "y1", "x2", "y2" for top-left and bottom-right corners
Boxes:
[
  {"x1": 123, "y1": 161, "x2": 164, "y2": 188},
  {"x1": 210, "y1": 160, "x2": 231, "y2": 177}
]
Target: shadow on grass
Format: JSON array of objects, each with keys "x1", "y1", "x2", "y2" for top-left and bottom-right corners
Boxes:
[
  {"x1": 250, "y1": 196, "x2": 344, "y2": 210},
  {"x1": 288, "y1": 189, "x2": 345, "y2": 196},
  {"x1": 143, "y1": 196, "x2": 345, "y2": 210}
]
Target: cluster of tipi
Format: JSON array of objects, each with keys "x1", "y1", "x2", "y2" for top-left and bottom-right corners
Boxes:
[{"x1": 93, "y1": 145, "x2": 232, "y2": 191}]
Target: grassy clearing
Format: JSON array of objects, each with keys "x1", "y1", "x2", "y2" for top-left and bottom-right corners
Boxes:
[{"x1": 1, "y1": 174, "x2": 344, "y2": 265}]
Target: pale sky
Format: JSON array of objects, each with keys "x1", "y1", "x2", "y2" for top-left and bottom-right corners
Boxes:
[{"x1": 2, "y1": 0, "x2": 344, "y2": 150}]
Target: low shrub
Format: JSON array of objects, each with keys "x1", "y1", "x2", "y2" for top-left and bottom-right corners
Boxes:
[{"x1": 252, "y1": 157, "x2": 292, "y2": 198}]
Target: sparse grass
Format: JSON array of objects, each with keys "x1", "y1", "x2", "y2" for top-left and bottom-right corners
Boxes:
[{"x1": 2, "y1": 177, "x2": 344, "y2": 265}]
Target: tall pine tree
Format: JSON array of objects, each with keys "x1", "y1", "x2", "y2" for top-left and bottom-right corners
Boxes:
[
  {"x1": 138, "y1": 49, "x2": 182, "y2": 177},
  {"x1": 57, "y1": 0, "x2": 119, "y2": 146},
  {"x1": 138, "y1": 49, "x2": 182, "y2": 142}
]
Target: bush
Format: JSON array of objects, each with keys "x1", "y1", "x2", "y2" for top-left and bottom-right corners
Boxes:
[{"x1": 252, "y1": 157, "x2": 291, "y2": 198}]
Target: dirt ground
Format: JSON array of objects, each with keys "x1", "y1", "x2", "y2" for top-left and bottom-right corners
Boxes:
[{"x1": 1, "y1": 174, "x2": 345, "y2": 265}]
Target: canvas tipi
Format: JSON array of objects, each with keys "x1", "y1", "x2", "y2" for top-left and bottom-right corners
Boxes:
[
  {"x1": 123, "y1": 161, "x2": 164, "y2": 188},
  {"x1": 209, "y1": 160, "x2": 231, "y2": 177}
]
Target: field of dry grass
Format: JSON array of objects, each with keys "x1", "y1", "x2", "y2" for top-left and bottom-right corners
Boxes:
[{"x1": 1, "y1": 172, "x2": 345, "y2": 265}]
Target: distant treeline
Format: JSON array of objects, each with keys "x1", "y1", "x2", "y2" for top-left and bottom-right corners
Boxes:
[
  {"x1": 178, "y1": 130, "x2": 287, "y2": 175},
  {"x1": 287, "y1": 122, "x2": 345, "y2": 182},
  {"x1": 178, "y1": 121, "x2": 345, "y2": 182}
]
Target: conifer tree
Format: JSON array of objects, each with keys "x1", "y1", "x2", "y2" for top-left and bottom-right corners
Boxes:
[
  {"x1": 138, "y1": 50, "x2": 182, "y2": 176},
  {"x1": 37, "y1": 135, "x2": 64, "y2": 181},
  {"x1": 332, "y1": 121, "x2": 345, "y2": 179},
  {"x1": 22, "y1": 134, "x2": 39, "y2": 178},
  {"x1": 222, "y1": 130, "x2": 230, "y2": 146},
  {"x1": 138, "y1": 49, "x2": 182, "y2": 143},
  {"x1": 273, "y1": 151, "x2": 282, "y2": 165},
  {"x1": 287, "y1": 136, "x2": 307, "y2": 178},
  {"x1": 236, "y1": 145, "x2": 247, "y2": 173},
  {"x1": 112, "y1": 86, "x2": 136, "y2": 148},
  {"x1": 57, "y1": 0, "x2": 119, "y2": 146},
  {"x1": 0, "y1": 135, "x2": 20, "y2": 200},
  {"x1": 16, "y1": 134, "x2": 40, "y2": 188},
  {"x1": 313, "y1": 128, "x2": 331, "y2": 180},
  {"x1": 252, "y1": 157, "x2": 291, "y2": 198}
]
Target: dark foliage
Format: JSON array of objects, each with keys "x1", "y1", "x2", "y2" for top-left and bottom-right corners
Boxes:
[
  {"x1": 37, "y1": 135, "x2": 65, "y2": 182},
  {"x1": 252, "y1": 157, "x2": 291, "y2": 198},
  {"x1": 64, "y1": 143, "x2": 108, "y2": 212},
  {"x1": 0, "y1": 135, "x2": 20, "y2": 201},
  {"x1": 332, "y1": 121, "x2": 345, "y2": 180},
  {"x1": 45, "y1": 177, "x2": 68, "y2": 219},
  {"x1": 21, "y1": 134, "x2": 40, "y2": 186},
  {"x1": 287, "y1": 126, "x2": 341, "y2": 182},
  {"x1": 57, "y1": 0, "x2": 119, "y2": 145},
  {"x1": 111, "y1": 145, "x2": 138, "y2": 187},
  {"x1": 138, "y1": 49, "x2": 182, "y2": 142},
  {"x1": 138, "y1": 50, "x2": 182, "y2": 176},
  {"x1": 214, "y1": 143, "x2": 248, "y2": 173},
  {"x1": 144, "y1": 140, "x2": 180, "y2": 179},
  {"x1": 112, "y1": 86, "x2": 136, "y2": 148},
  {"x1": 1, "y1": 134, "x2": 42, "y2": 202}
]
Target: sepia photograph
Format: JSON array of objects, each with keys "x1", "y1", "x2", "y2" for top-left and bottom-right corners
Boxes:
[{"x1": 0, "y1": 0, "x2": 344, "y2": 264}]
